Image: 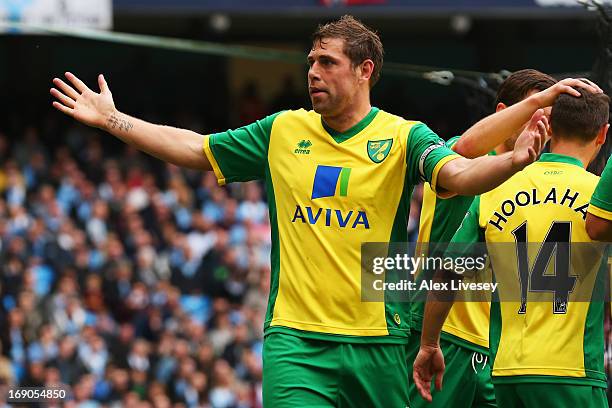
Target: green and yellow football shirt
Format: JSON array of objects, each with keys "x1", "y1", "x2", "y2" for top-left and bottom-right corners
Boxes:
[
  {"x1": 203, "y1": 107, "x2": 459, "y2": 343},
  {"x1": 412, "y1": 136, "x2": 491, "y2": 353},
  {"x1": 451, "y1": 153, "x2": 606, "y2": 387},
  {"x1": 587, "y1": 156, "x2": 612, "y2": 329},
  {"x1": 588, "y1": 155, "x2": 612, "y2": 220}
]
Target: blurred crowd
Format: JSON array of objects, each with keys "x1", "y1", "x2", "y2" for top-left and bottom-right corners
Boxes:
[
  {"x1": 0, "y1": 115, "x2": 423, "y2": 408},
  {"x1": 0, "y1": 121, "x2": 274, "y2": 407}
]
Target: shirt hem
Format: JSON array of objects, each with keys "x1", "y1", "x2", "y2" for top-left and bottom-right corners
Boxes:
[
  {"x1": 440, "y1": 330, "x2": 489, "y2": 354},
  {"x1": 492, "y1": 374, "x2": 607, "y2": 388},
  {"x1": 264, "y1": 325, "x2": 411, "y2": 344},
  {"x1": 410, "y1": 315, "x2": 489, "y2": 353}
]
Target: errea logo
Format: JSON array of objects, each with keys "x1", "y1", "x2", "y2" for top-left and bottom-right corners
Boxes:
[{"x1": 295, "y1": 139, "x2": 312, "y2": 155}]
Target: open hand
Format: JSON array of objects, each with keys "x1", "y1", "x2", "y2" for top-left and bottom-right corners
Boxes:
[
  {"x1": 412, "y1": 344, "x2": 445, "y2": 403},
  {"x1": 535, "y1": 77, "x2": 603, "y2": 108},
  {"x1": 50, "y1": 72, "x2": 116, "y2": 130},
  {"x1": 511, "y1": 109, "x2": 548, "y2": 171}
]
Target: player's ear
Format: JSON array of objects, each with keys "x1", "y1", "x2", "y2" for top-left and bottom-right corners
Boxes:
[
  {"x1": 596, "y1": 123, "x2": 609, "y2": 147},
  {"x1": 495, "y1": 103, "x2": 507, "y2": 113},
  {"x1": 359, "y1": 59, "x2": 374, "y2": 84}
]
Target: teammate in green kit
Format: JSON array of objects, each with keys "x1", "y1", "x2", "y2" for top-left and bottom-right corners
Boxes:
[
  {"x1": 408, "y1": 69, "x2": 559, "y2": 408},
  {"x1": 414, "y1": 88, "x2": 610, "y2": 408},
  {"x1": 587, "y1": 156, "x2": 612, "y2": 241}
]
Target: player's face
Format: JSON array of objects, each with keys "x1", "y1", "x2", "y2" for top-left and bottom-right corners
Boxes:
[{"x1": 307, "y1": 37, "x2": 361, "y2": 116}]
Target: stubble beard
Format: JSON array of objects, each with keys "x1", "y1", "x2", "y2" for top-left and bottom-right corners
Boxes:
[{"x1": 311, "y1": 98, "x2": 330, "y2": 115}]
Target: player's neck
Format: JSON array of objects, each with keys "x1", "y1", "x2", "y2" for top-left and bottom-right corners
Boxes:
[
  {"x1": 322, "y1": 100, "x2": 372, "y2": 134},
  {"x1": 549, "y1": 140, "x2": 591, "y2": 169}
]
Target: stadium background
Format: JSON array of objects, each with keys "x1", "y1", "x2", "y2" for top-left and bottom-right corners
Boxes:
[{"x1": 0, "y1": 0, "x2": 610, "y2": 406}]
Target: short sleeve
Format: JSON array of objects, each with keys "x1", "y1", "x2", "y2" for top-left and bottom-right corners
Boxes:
[
  {"x1": 406, "y1": 123, "x2": 460, "y2": 194},
  {"x1": 203, "y1": 112, "x2": 283, "y2": 185},
  {"x1": 589, "y1": 156, "x2": 612, "y2": 220}
]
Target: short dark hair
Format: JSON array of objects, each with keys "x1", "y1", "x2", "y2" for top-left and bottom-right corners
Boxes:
[
  {"x1": 551, "y1": 89, "x2": 610, "y2": 142},
  {"x1": 312, "y1": 15, "x2": 384, "y2": 88},
  {"x1": 495, "y1": 69, "x2": 557, "y2": 107}
]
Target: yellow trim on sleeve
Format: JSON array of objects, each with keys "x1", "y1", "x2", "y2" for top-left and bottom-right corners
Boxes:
[
  {"x1": 202, "y1": 135, "x2": 226, "y2": 186},
  {"x1": 430, "y1": 154, "x2": 461, "y2": 198},
  {"x1": 587, "y1": 204, "x2": 612, "y2": 221}
]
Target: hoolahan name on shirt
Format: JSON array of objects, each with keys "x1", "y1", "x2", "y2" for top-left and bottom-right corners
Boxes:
[{"x1": 488, "y1": 186, "x2": 589, "y2": 232}]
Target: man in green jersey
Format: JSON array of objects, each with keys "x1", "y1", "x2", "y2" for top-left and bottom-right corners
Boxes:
[
  {"x1": 50, "y1": 14, "x2": 589, "y2": 407},
  {"x1": 408, "y1": 70, "x2": 558, "y2": 408},
  {"x1": 587, "y1": 156, "x2": 612, "y2": 241},
  {"x1": 414, "y1": 88, "x2": 610, "y2": 408}
]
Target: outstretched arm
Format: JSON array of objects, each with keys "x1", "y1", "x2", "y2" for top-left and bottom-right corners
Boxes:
[
  {"x1": 454, "y1": 78, "x2": 602, "y2": 158},
  {"x1": 51, "y1": 72, "x2": 211, "y2": 170},
  {"x1": 437, "y1": 109, "x2": 547, "y2": 196}
]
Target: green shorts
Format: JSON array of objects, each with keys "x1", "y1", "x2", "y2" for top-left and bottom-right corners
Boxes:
[
  {"x1": 263, "y1": 332, "x2": 411, "y2": 408},
  {"x1": 494, "y1": 383, "x2": 608, "y2": 408},
  {"x1": 407, "y1": 334, "x2": 496, "y2": 408}
]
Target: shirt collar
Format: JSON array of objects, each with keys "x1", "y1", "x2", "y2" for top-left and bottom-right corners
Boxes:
[{"x1": 538, "y1": 152, "x2": 584, "y2": 168}]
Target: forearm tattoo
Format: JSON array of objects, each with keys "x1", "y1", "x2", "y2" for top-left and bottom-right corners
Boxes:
[{"x1": 107, "y1": 113, "x2": 134, "y2": 132}]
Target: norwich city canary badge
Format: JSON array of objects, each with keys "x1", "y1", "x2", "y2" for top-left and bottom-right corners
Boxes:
[{"x1": 367, "y1": 139, "x2": 393, "y2": 163}]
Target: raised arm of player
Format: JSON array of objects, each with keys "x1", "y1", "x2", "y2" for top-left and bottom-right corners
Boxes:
[
  {"x1": 437, "y1": 109, "x2": 547, "y2": 196},
  {"x1": 50, "y1": 72, "x2": 212, "y2": 171},
  {"x1": 453, "y1": 78, "x2": 602, "y2": 158}
]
